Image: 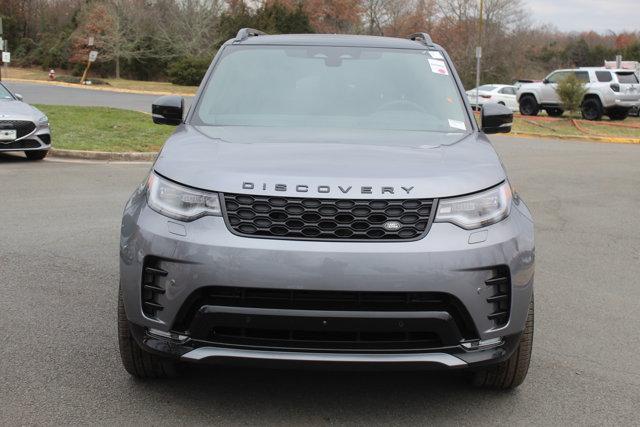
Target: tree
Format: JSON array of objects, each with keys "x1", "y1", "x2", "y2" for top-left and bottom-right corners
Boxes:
[
  {"x1": 556, "y1": 74, "x2": 587, "y2": 115},
  {"x1": 71, "y1": 0, "x2": 169, "y2": 79},
  {"x1": 155, "y1": 0, "x2": 223, "y2": 59},
  {"x1": 218, "y1": 1, "x2": 313, "y2": 47}
]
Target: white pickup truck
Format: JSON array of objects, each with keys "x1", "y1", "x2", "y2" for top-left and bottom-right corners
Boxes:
[{"x1": 516, "y1": 68, "x2": 640, "y2": 120}]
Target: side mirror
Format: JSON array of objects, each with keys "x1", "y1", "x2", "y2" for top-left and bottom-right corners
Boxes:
[
  {"x1": 14, "y1": 93, "x2": 23, "y2": 101},
  {"x1": 542, "y1": 78, "x2": 549, "y2": 84},
  {"x1": 481, "y1": 103, "x2": 513, "y2": 134},
  {"x1": 152, "y1": 95, "x2": 184, "y2": 126}
]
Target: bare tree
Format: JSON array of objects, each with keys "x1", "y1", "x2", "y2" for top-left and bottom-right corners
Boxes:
[{"x1": 155, "y1": 0, "x2": 224, "y2": 59}]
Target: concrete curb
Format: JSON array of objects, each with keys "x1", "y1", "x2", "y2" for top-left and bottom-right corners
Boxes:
[
  {"x1": 502, "y1": 132, "x2": 640, "y2": 144},
  {"x1": 50, "y1": 148, "x2": 157, "y2": 161},
  {"x1": 6, "y1": 77, "x2": 195, "y2": 97}
]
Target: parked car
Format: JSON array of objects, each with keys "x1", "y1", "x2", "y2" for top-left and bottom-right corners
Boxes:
[
  {"x1": 0, "y1": 82, "x2": 51, "y2": 160},
  {"x1": 466, "y1": 84, "x2": 519, "y2": 111},
  {"x1": 118, "y1": 29, "x2": 535, "y2": 389},
  {"x1": 517, "y1": 68, "x2": 640, "y2": 120}
]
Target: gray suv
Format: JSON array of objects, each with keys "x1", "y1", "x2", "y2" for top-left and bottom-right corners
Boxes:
[{"x1": 118, "y1": 29, "x2": 535, "y2": 389}]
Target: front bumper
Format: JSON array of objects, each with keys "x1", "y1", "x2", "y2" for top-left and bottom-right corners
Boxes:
[
  {"x1": 0, "y1": 127, "x2": 50, "y2": 152},
  {"x1": 120, "y1": 188, "x2": 534, "y2": 369},
  {"x1": 130, "y1": 322, "x2": 522, "y2": 369},
  {"x1": 611, "y1": 99, "x2": 640, "y2": 108}
]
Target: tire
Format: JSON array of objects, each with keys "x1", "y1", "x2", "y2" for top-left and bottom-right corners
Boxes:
[
  {"x1": 546, "y1": 108, "x2": 564, "y2": 117},
  {"x1": 24, "y1": 150, "x2": 48, "y2": 160},
  {"x1": 519, "y1": 95, "x2": 539, "y2": 116},
  {"x1": 118, "y1": 286, "x2": 178, "y2": 379},
  {"x1": 470, "y1": 296, "x2": 534, "y2": 390},
  {"x1": 607, "y1": 108, "x2": 629, "y2": 121},
  {"x1": 581, "y1": 97, "x2": 603, "y2": 121}
]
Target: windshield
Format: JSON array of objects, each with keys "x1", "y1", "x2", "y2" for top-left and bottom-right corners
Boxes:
[
  {"x1": 0, "y1": 84, "x2": 13, "y2": 100},
  {"x1": 194, "y1": 45, "x2": 470, "y2": 133}
]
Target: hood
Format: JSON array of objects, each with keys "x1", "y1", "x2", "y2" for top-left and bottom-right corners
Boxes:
[
  {"x1": 0, "y1": 100, "x2": 42, "y2": 120},
  {"x1": 154, "y1": 126, "x2": 506, "y2": 199}
]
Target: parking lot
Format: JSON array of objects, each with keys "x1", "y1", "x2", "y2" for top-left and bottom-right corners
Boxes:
[{"x1": 1, "y1": 135, "x2": 639, "y2": 425}]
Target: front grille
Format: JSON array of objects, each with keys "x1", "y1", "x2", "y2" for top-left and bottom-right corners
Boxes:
[
  {"x1": 174, "y1": 286, "x2": 478, "y2": 341},
  {"x1": 0, "y1": 120, "x2": 36, "y2": 138},
  {"x1": 222, "y1": 193, "x2": 434, "y2": 241},
  {"x1": 485, "y1": 267, "x2": 511, "y2": 327},
  {"x1": 0, "y1": 139, "x2": 40, "y2": 149}
]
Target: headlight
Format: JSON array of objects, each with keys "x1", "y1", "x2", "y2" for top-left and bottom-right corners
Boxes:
[
  {"x1": 146, "y1": 173, "x2": 221, "y2": 221},
  {"x1": 435, "y1": 182, "x2": 512, "y2": 229},
  {"x1": 37, "y1": 115, "x2": 49, "y2": 125}
]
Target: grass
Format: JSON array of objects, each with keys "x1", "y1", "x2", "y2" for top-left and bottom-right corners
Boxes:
[
  {"x1": 37, "y1": 104, "x2": 640, "y2": 153},
  {"x1": 513, "y1": 115, "x2": 640, "y2": 139},
  {"x1": 6, "y1": 66, "x2": 198, "y2": 95},
  {"x1": 37, "y1": 104, "x2": 174, "y2": 152},
  {"x1": 476, "y1": 112, "x2": 640, "y2": 140}
]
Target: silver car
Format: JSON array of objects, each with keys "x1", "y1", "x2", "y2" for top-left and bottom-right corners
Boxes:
[
  {"x1": 118, "y1": 30, "x2": 535, "y2": 389},
  {"x1": 0, "y1": 82, "x2": 51, "y2": 160}
]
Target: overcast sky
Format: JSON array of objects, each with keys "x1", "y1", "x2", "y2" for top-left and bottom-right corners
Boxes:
[{"x1": 525, "y1": 0, "x2": 639, "y2": 33}]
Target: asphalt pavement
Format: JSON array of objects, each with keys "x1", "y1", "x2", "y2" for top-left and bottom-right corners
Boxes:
[
  {"x1": 1, "y1": 135, "x2": 639, "y2": 425},
  {"x1": 3, "y1": 81, "x2": 193, "y2": 113}
]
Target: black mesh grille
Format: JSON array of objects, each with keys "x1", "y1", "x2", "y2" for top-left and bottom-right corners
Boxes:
[
  {"x1": 222, "y1": 193, "x2": 434, "y2": 241},
  {"x1": 0, "y1": 120, "x2": 36, "y2": 138}
]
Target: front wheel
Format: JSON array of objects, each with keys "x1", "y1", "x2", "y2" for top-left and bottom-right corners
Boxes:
[
  {"x1": 470, "y1": 297, "x2": 534, "y2": 389},
  {"x1": 118, "y1": 286, "x2": 178, "y2": 379},
  {"x1": 519, "y1": 95, "x2": 539, "y2": 116},
  {"x1": 25, "y1": 150, "x2": 48, "y2": 160}
]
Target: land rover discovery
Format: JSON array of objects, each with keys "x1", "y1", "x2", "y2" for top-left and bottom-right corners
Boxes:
[{"x1": 118, "y1": 29, "x2": 535, "y2": 389}]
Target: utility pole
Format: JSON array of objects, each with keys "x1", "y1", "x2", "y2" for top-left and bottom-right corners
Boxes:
[
  {"x1": 0, "y1": 18, "x2": 3, "y2": 82},
  {"x1": 475, "y1": 0, "x2": 484, "y2": 110},
  {"x1": 3, "y1": 40, "x2": 8, "y2": 79}
]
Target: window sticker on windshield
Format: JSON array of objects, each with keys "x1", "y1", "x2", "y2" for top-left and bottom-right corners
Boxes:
[
  {"x1": 428, "y1": 58, "x2": 448, "y2": 75},
  {"x1": 429, "y1": 51, "x2": 444, "y2": 59},
  {"x1": 448, "y1": 119, "x2": 466, "y2": 131}
]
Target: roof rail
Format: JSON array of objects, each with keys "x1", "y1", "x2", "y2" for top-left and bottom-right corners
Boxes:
[
  {"x1": 235, "y1": 28, "x2": 267, "y2": 42},
  {"x1": 408, "y1": 32, "x2": 434, "y2": 47}
]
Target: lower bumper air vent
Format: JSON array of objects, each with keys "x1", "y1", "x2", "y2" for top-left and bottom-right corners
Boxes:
[
  {"x1": 485, "y1": 266, "x2": 511, "y2": 327},
  {"x1": 141, "y1": 258, "x2": 168, "y2": 318},
  {"x1": 0, "y1": 139, "x2": 41, "y2": 149}
]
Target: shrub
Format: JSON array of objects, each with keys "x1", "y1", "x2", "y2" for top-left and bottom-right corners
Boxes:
[
  {"x1": 167, "y1": 56, "x2": 212, "y2": 86},
  {"x1": 556, "y1": 74, "x2": 587, "y2": 114}
]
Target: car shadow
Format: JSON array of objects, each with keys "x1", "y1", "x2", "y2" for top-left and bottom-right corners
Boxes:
[
  {"x1": 122, "y1": 364, "x2": 515, "y2": 421},
  {"x1": 0, "y1": 151, "x2": 29, "y2": 162}
]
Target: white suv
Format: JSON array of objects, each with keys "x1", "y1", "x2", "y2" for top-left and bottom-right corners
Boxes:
[{"x1": 516, "y1": 68, "x2": 640, "y2": 120}]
